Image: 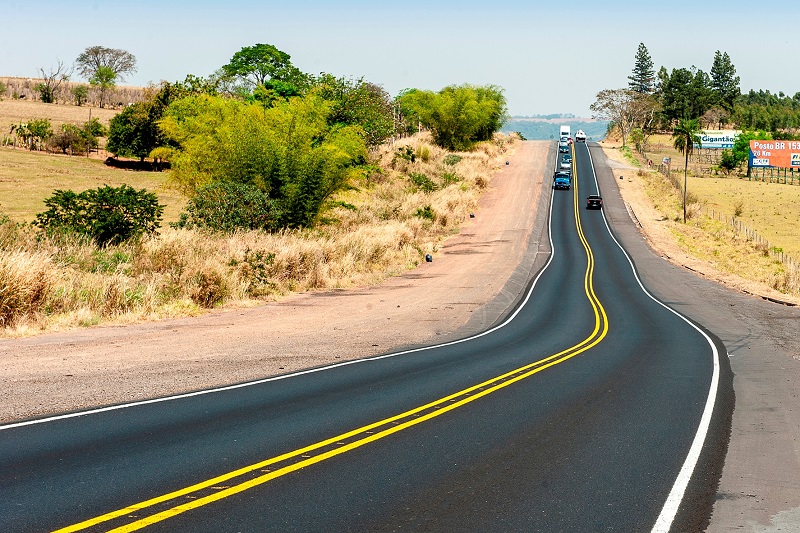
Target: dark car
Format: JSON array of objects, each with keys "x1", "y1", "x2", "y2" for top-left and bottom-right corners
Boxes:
[
  {"x1": 586, "y1": 194, "x2": 603, "y2": 209},
  {"x1": 558, "y1": 143, "x2": 569, "y2": 154}
]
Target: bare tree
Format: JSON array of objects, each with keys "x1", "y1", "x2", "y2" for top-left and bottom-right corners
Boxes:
[
  {"x1": 590, "y1": 88, "x2": 660, "y2": 148},
  {"x1": 35, "y1": 60, "x2": 72, "y2": 103},
  {"x1": 76, "y1": 46, "x2": 137, "y2": 82}
]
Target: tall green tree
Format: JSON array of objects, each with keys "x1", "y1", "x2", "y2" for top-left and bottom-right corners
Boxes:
[
  {"x1": 313, "y1": 74, "x2": 394, "y2": 147},
  {"x1": 76, "y1": 46, "x2": 137, "y2": 82},
  {"x1": 628, "y1": 43, "x2": 655, "y2": 94},
  {"x1": 710, "y1": 50, "x2": 740, "y2": 112},
  {"x1": 222, "y1": 43, "x2": 309, "y2": 101},
  {"x1": 89, "y1": 66, "x2": 117, "y2": 108},
  {"x1": 660, "y1": 67, "x2": 713, "y2": 122},
  {"x1": 672, "y1": 118, "x2": 702, "y2": 223}
]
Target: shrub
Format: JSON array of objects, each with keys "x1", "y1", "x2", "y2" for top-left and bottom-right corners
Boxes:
[
  {"x1": 719, "y1": 149, "x2": 737, "y2": 175},
  {"x1": 443, "y1": 154, "x2": 462, "y2": 166},
  {"x1": 408, "y1": 172, "x2": 437, "y2": 192},
  {"x1": 35, "y1": 185, "x2": 164, "y2": 246},
  {"x1": 172, "y1": 181, "x2": 280, "y2": 233},
  {"x1": 50, "y1": 124, "x2": 88, "y2": 154},
  {"x1": 415, "y1": 205, "x2": 435, "y2": 220}
]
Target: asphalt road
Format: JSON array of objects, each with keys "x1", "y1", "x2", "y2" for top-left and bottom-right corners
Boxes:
[{"x1": 0, "y1": 142, "x2": 732, "y2": 532}]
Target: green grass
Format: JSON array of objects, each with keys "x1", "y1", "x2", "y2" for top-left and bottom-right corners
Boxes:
[{"x1": 0, "y1": 147, "x2": 185, "y2": 224}]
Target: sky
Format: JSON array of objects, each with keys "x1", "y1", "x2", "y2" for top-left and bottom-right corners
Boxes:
[{"x1": 2, "y1": 0, "x2": 798, "y2": 117}]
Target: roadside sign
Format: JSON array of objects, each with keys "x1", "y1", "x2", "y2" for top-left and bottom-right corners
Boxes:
[{"x1": 750, "y1": 140, "x2": 800, "y2": 168}]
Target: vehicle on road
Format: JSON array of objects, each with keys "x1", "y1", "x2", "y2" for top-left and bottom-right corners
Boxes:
[
  {"x1": 553, "y1": 172, "x2": 571, "y2": 190},
  {"x1": 559, "y1": 160, "x2": 572, "y2": 172},
  {"x1": 558, "y1": 142, "x2": 569, "y2": 154},
  {"x1": 559, "y1": 125, "x2": 571, "y2": 140},
  {"x1": 586, "y1": 194, "x2": 603, "y2": 209},
  {"x1": 575, "y1": 130, "x2": 587, "y2": 143}
]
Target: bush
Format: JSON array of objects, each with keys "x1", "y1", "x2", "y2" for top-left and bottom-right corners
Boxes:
[
  {"x1": 408, "y1": 172, "x2": 437, "y2": 192},
  {"x1": 35, "y1": 185, "x2": 164, "y2": 246},
  {"x1": 50, "y1": 124, "x2": 88, "y2": 154},
  {"x1": 172, "y1": 181, "x2": 280, "y2": 233},
  {"x1": 415, "y1": 205, "x2": 435, "y2": 220},
  {"x1": 443, "y1": 154, "x2": 462, "y2": 166}
]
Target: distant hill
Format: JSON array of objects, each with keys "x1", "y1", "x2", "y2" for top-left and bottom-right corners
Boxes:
[{"x1": 502, "y1": 117, "x2": 609, "y2": 142}]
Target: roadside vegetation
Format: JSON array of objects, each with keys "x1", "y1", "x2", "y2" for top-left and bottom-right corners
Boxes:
[
  {"x1": 0, "y1": 42, "x2": 515, "y2": 335},
  {"x1": 594, "y1": 43, "x2": 800, "y2": 300}
]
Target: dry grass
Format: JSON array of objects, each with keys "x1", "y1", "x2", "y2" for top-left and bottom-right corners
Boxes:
[
  {"x1": 0, "y1": 99, "x2": 119, "y2": 140},
  {"x1": 602, "y1": 137, "x2": 800, "y2": 299},
  {"x1": 0, "y1": 132, "x2": 518, "y2": 336}
]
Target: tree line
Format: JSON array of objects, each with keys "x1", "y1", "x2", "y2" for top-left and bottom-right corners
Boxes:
[
  {"x1": 591, "y1": 43, "x2": 799, "y2": 176},
  {"x1": 18, "y1": 42, "x2": 508, "y2": 241}
]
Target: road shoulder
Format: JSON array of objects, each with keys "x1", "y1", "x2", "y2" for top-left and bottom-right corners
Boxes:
[{"x1": 589, "y1": 144, "x2": 800, "y2": 532}]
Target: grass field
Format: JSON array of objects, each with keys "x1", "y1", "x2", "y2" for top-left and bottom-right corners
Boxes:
[
  {"x1": 603, "y1": 129, "x2": 800, "y2": 298},
  {"x1": 0, "y1": 147, "x2": 186, "y2": 224},
  {"x1": 0, "y1": 99, "x2": 118, "y2": 138}
]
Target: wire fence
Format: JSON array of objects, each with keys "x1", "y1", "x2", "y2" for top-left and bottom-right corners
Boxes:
[{"x1": 706, "y1": 207, "x2": 799, "y2": 276}]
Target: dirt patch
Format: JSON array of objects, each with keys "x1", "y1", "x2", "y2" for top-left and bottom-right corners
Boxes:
[{"x1": 0, "y1": 141, "x2": 550, "y2": 423}]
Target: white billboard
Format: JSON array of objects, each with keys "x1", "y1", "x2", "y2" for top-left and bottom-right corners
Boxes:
[{"x1": 695, "y1": 130, "x2": 740, "y2": 149}]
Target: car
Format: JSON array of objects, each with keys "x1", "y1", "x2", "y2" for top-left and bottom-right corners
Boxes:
[
  {"x1": 561, "y1": 153, "x2": 572, "y2": 163},
  {"x1": 560, "y1": 136, "x2": 569, "y2": 143},
  {"x1": 553, "y1": 172, "x2": 571, "y2": 190},
  {"x1": 559, "y1": 160, "x2": 572, "y2": 172},
  {"x1": 586, "y1": 194, "x2": 603, "y2": 209},
  {"x1": 558, "y1": 142, "x2": 569, "y2": 154}
]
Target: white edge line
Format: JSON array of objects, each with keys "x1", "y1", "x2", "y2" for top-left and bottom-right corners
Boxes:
[
  {"x1": 584, "y1": 145, "x2": 721, "y2": 533},
  {"x1": 1, "y1": 152, "x2": 559, "y2": 432}
]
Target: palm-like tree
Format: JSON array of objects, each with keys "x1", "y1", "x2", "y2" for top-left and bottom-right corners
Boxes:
[{"x1": 672, "y1": 118, "x2": 702, "y2": 223}]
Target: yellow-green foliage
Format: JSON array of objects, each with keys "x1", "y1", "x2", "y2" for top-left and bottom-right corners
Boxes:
[{"x1": 0, "y1": 132, "x2": 516, "y2": 336}]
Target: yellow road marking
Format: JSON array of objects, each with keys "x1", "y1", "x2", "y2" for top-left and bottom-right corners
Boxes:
[{"x1": 54, "y1": 148, "x2": 609, "y2": 532}]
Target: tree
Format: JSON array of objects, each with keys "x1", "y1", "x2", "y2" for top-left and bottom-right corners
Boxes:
[
  {"x1": 628, "y1": 43, "x2": 655, "y2": 94},
  {"x1": 106, "y1": 81, "x2": 181, "y2": 160},
  {"x1": 35, "y1": 60, "x2": 72, "y2": 103},
  {"x1": 76, "y1": 46, "x2": 137, "y2": 82},
  {"x1": 590, "y1": 88, "x2": 658, "y2": 147},
  {"x1": 160, "y1": 93, "x2": 367, "y2": 229},
  {"x1": 731, "y1": 130, "x2": 772, "y2": 177},
  {"x1": 222, "y1": 43, "x2": 309, "y2": 98},
  {"x1": 710, "y1": 50, "x2": 740, "y2": 112},
  {"x1": 660, "y1": 67, "x2": 713, "y2": 123},
  {"x1": 71, "y1": 85, "x2": 89, "y2": 106},
  {"x1": 90, "y1": 66, "x2": 117, "y2": 108},
  {"x1": 397, "y1": 84, "x2": 507, "y2": 150},
  {"x1": 672, "y1": 118, "x2": 702, "y2": 223},
  {"x1": 312, "y1": 74, "x2": 394, "y2": 147}
]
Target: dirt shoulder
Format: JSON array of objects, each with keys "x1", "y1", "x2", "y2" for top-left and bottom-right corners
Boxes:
[{"x1": 0, "y1": 140, "x2": 552, "y2": 423}]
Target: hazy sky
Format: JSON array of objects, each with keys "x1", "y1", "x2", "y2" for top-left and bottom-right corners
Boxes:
[{"x1": 2, "y1": 0, "x2": 798, "y2": 117}]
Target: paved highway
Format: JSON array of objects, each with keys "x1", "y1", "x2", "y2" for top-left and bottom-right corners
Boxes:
[{"x1": 0, "y1": 142, "x2": 731, "y2": 532}]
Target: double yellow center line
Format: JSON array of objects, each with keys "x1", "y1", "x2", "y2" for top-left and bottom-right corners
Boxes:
[{"x1": 56, "y1": 148, "x2": 609, "y2": 532}]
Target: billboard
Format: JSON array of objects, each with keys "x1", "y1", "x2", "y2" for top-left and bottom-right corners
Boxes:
[
  {"x1": 749, "y1": 140, "x2": 800, "y2": 169},
  {"x1": 695, "y1": 130, "x2": 739, "y2": 149}
]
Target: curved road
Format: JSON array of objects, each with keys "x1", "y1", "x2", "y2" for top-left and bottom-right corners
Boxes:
[{"x1": 0, "y1": 142, "x2": 732, "y2": 532}]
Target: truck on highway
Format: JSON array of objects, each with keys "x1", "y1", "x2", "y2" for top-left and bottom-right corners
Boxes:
[
  {"x1": 575, "y1": 130, "x2": 586, "y2": 143},
  {"x1": 553, "y1": 172, "x2": 571, "y2": 190},
  {"x1": 559, "y1": 125, "x2": 571, "y2": 142}
]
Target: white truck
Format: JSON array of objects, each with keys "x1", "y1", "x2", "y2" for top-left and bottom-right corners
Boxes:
[
  {"x1": 574, "y1": 130, "x2": 587, "y2": 143},
  {"x1": 559, "y1": 125, "x2": 571, "y2": 142}
]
